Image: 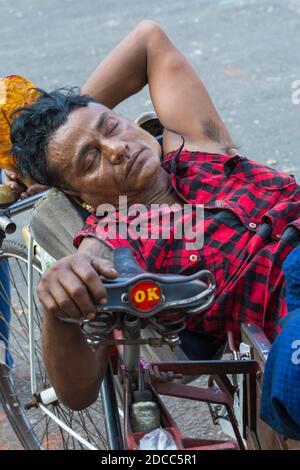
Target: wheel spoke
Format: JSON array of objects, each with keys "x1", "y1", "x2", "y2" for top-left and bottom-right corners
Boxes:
[{"x1": 0, "y1": 243, "x2": 108, "y2": 450}]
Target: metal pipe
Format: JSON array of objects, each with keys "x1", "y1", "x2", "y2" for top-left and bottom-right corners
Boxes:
[
  {"x1": 0, "y1": 191, "x2": 49, "y2": 237},
  {"x1": 100, "y1": 361, "x2": 124, "y2": 450},
  {"x1": 5, "y1": 190, "x2": 49, "y2": 217},
  {"x1": 123, "y1": 315, "x2": 141, "y2": 372},
  {"x1": 28, "y1": 232, "x2": 37, "y2": 395},
  {"x1": 0, "y1": 215, "x2": 16, "y2": 234}
]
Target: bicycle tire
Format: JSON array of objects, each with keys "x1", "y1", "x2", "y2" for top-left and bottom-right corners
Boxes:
[
  {"x1": 0, "y1": 239, "x2": 116, "y2": 450},
  {"x1": 0, "y1": 360, "x2": 41, "y2": 449},
  {"x1": 0, "y1": 240, "x2": 41, "y2": 449}
]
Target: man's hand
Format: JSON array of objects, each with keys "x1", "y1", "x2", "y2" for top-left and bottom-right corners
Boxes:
[
  {"x1": 4, "y1": 170, "x2": 48, "y2": 199},
  {"x1": 38, "y1": 252, "x2": 118, "y2": 321}
]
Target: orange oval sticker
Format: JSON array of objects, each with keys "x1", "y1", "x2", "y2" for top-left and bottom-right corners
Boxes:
[{"x1": 129, "y1": 281, "x2": 161, "y2": 312}]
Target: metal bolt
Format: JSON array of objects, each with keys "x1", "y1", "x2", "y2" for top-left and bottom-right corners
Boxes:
[{"x1": 121, "y1": 293, "x2": 129, "y2": 303}]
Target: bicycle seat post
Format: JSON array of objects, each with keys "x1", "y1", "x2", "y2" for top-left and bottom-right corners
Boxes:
[{"x1": 123, "y1": 314, "x2": 142, "y2": 376}]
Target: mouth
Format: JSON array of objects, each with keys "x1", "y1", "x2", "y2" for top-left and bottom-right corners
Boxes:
[{"x1": 125, "y1": 148, "x2": 145, "y2": 178}]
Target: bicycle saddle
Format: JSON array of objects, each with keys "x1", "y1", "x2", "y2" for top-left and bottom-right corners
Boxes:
[{"x1": 97, "y1": 247, "x2": 216, "y2": 319}]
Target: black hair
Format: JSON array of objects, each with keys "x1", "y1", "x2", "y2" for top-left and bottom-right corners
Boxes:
[
  {"x1": 202, "y1": 118, "x2": 239, "y2": 156},
  {"x1": 10, "y1": 87, "x2": 95, "y2": 189}
]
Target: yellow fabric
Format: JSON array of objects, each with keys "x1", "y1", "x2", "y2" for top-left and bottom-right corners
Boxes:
[{"x1": 0, "y1": 75, "x2": 40, "y2": 170}]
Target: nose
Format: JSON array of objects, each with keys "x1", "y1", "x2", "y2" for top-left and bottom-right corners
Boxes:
[{"x1": 103, "y1": 141, "x2": 130, "y2": 165}]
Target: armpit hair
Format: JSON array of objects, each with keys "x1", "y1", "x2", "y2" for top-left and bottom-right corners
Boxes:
[
  {"x1": 202, "y1": 118, "x2": 222, "y2": 143},
  {"x1": 202, "y1": 118, "x2": 240, "y2": 156}
]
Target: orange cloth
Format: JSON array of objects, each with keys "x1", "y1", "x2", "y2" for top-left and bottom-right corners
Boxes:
[{"x1": 0, "y1": 75, "x2": 40, "y2": 170}]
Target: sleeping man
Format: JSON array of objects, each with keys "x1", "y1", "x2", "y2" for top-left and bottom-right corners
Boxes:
[{"x1": 8, "y1": 21, "x2": 300, "y2": 436}]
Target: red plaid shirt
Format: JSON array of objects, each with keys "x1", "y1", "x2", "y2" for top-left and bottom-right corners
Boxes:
[{"x1": 74, "y1": 148, "x2": 300, "y2": 344}]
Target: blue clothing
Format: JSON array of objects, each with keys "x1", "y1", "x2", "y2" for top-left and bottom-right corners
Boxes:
[
  {"x1": 0, "y1": 171, "x2": 13, "y2": 367},
  {"x1": 0, "y1": 258, "x2": 13, "y2": 367},
  {"x1": 282, "y1": 243, "x2": 300, "y2": 314},
  {"x1": 261, "y1": 245, "x2": 300, "y2": 439}
]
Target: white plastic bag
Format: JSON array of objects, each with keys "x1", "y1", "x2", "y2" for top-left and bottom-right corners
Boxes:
[{"x1": 139, "y1": 427, "x2": 177, "y2": 450}]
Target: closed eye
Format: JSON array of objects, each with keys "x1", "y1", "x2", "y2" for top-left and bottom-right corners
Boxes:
[
  {"x1": 107, "y1": 121, "x2": 119, "y2": 135},
  {"x1": 85, "y1": 149, "x2": 99, "y2": 172}
]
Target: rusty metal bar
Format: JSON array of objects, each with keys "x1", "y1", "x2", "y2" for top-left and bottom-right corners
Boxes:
[
  {"x1": 150, "y1": 359, "x2": 258, "y2": 376},
  {"x1": 153, "y1": 381, "x2": 230, "y2": 405}
]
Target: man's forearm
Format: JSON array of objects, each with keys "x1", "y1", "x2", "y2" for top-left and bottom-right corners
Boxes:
[
  {"x1": 81, "y1": 20, "x2": 159, "y2": 108},
  {"x1": 77, "y1": 235, "x2": 113, "y2": 259},
  {"x1": 42, "y1": 238, "x2": 112, "y2": 410},
  {"x1": 42, "y1": 312, "x2": 108, "y2": 410}
]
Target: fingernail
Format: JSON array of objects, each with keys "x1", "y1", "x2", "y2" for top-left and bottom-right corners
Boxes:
[
  {"x1": 87, "y1": 312, "x2": 95, "y2": 320},
  {"x1": 100, "y1": 298, "x2": 108, "y2": 305}
]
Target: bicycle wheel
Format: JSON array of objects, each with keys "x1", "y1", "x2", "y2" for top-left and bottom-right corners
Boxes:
[{"x1": 0, "y1": 239, "x2": 113, "y2": 450}]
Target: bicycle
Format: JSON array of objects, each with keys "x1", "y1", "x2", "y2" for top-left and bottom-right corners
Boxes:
[
  {"x1": 0, "y1": 195, "x2": 227, "y2": 450},
  {"x1": 0, "y1": 118, "x2": 299, "y2": 450}
]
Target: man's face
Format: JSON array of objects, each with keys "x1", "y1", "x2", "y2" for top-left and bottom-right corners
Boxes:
[{"x1": 47, "y1": 102, "x2": 162, "y2": 207}]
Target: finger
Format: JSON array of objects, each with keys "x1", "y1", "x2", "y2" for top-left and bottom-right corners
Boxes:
[
  {"x1": 58, "y1": 273, "x2": 96, "y2": 317},
  {"x1": 71, "y1": 260, "x2": 109, "y2": 304},
  {"x1": 38, "y1": 286, "x2": 58, "y2": 314},
  {"x1": 8, "y1": 181, "x2": 26, "y2": 193},
  {"x1": 20, "y1": 192, "x2": 29, "y2": 199},
  {"x1": 26, "y1": 184, "x2": 48, "y2": 196},
  {"x1": 87, "y1": 312, "x2": 96, "y2": 320},
  {"x1": 5, "y1": 171, "x2": 26, "y2": 187},
  {"x1": 4, "y1": 170, "x2": 17, "y2": 181},
  {"x1": 38, "y1": 283, "x2": 66, "y2": 318},
  {"x1": 41, "y1": 279, "x2": 83, "y2": 319},
  {"x1": 56, "y1": 281, "x2": 84, "y2": 319},
  {"x1": 91, "y1": 257, "x2": 118, "y2": 278},
  {"x1": 40, "y1": 289, "x2": 78, "y2": 322}
]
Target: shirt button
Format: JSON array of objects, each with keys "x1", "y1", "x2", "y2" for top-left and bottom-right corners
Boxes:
[
  {"x1": 189, "y1": 254, "x2": 198, "y2": 262},
  {"x1": 249, "y1": 222, "x2": 257, "y2": 229}
]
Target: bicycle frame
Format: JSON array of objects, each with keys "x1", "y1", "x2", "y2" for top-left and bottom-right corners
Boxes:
[
  {"x1": 1, "y1": 190, "x2": 299, "y2": 451},
  {"x1": 100, "y1": 326, "x2": 259, "y2": 450}
]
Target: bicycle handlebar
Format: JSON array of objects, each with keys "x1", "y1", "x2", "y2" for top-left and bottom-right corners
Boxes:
[{"x1": 0, "y1": 190, "x2": 49, "y2": 235}]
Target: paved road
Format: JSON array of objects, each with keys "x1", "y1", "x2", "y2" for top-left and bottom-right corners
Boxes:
[
  {"x1": 2, "y1": 0, "x2": 300, "y2": 173},
  {"x1": 1, "y1": 0, "x2": 300, "y2": 450}
]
